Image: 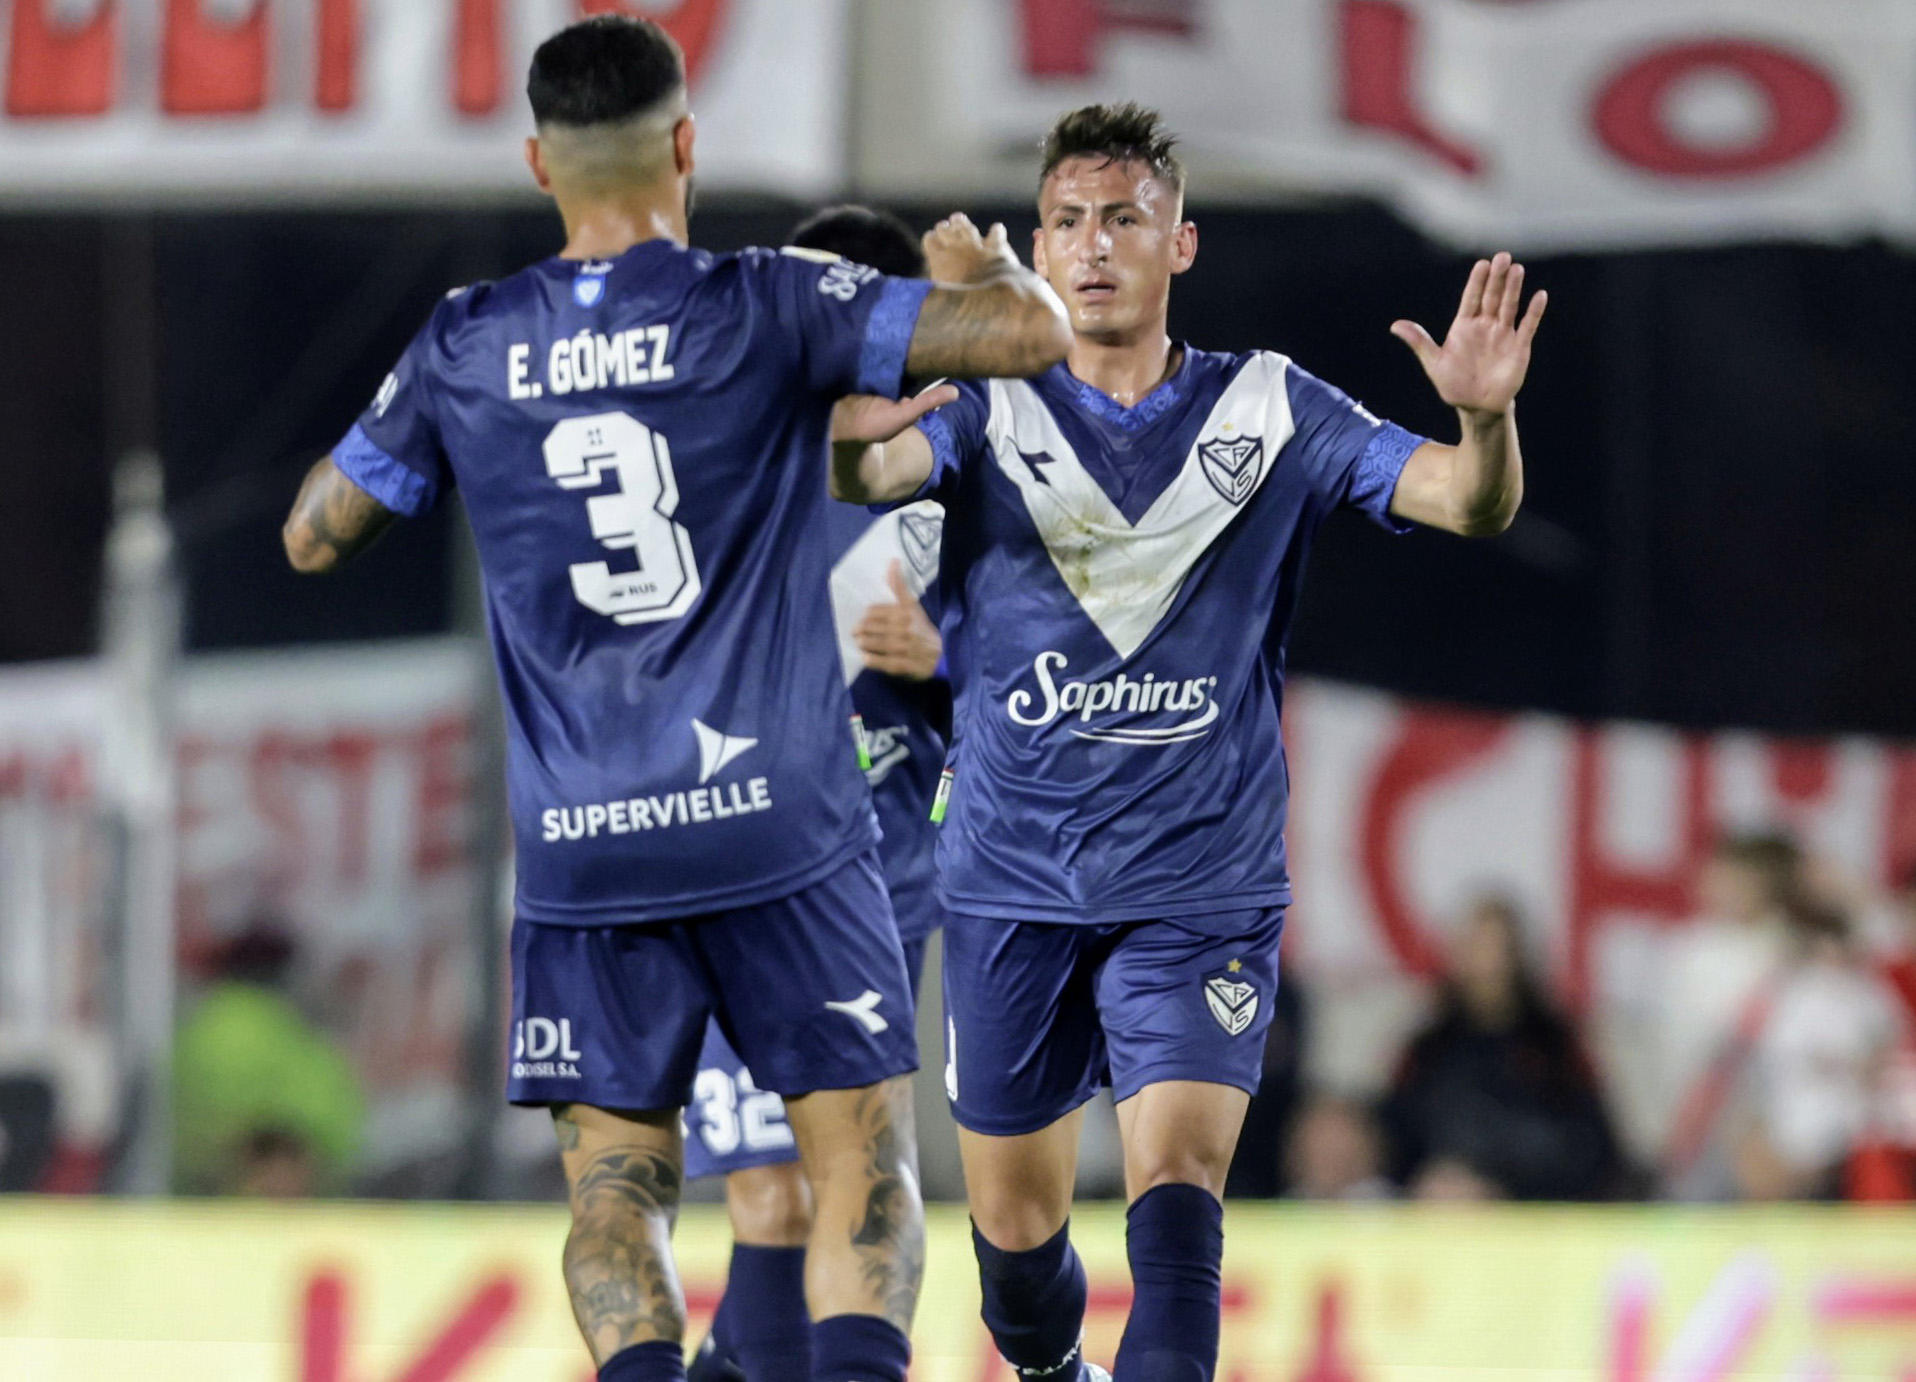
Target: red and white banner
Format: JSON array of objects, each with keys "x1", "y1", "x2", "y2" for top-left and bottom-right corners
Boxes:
[
  {"x1": 0, "y1": 640, "x2": 488, "y2": 1170},
  {"x1": 1282, "y1": 680, "x2": 1916, "y2": 1147},
  {"x1": 927, "y1": 0, "x2": 1916, "y2": 249},
  {"x1": 1285, "y1": 680, "x2": 1916, "y2": 997},
  {"x1": 0, "y1": 0, "x2": 847, "y2": 202}
]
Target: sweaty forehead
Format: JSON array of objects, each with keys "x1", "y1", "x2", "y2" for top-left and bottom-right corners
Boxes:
[{"x1": 1039, "y1": 156, "x2": 1177, "y2": 218}]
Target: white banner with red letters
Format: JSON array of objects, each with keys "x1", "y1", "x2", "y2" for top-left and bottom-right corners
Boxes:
[
  {"x1": 919, "y1": 0, "x2": 1916, "y2": 249},
  {"x1": 1281, "y1": 679, "x2": 1916, "y2": 1151},
  {"x1": 0, "y1": 639, "x2": 490, "y2": 1173},
  {"x1": 0, "y1": 0, "x2": 846, "y2": 202}
]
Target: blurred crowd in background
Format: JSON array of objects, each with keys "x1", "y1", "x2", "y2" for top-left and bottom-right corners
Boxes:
[{"x1": 10, "y1": 821, "x2": 1896, "y2": 1208}]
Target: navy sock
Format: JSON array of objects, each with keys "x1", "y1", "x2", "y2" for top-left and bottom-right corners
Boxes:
[
  {"x1": 973, "y1": 1219, "x2": 1089, "y2": 1380},
  {"x1": 811, "y1": 1313, "x2": 911, "y2": 1382},
  {"x1": 687, "y1": 1283, "x2": 746, "y2": 1382},
  {"x1": 600, "y1": 1339, "x2": 689, "y2": 1382},
  {"x1": 695, "y1": 1245, "x2": 808, "y2": 1382},
  {"x1": 1113, "y1": 1184, "x2": 1225, "y2": 1382}
]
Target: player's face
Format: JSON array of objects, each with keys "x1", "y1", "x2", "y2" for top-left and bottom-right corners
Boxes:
[{"x1": 1034, "y1": 157, "x2": 1196, "y2": 342}]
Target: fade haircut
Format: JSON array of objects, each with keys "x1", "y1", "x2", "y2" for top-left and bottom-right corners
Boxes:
[
  {"x1": 1040, "y1": 102, "x2": 1186, "y2": 198},
  {"x1": 527, "y1": 15, "x2": 685, "y2": 130},
  {"x1": 789, "y1": 205, "x2": 926, "y2": 280}
]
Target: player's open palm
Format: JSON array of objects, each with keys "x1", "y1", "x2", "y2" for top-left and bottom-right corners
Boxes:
[
  {"x1": 833, "y1": 383, "x2": 960, "y2": 447},
  {"x1": 1391, "y1": 252, "x2": 1546, "y2": 419}
]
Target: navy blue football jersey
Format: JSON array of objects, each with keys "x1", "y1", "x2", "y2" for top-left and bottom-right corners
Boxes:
[
  {"x1": 912, "y1": 348, "x2": 1425, "y2": 926},
  {"x1": 332, "y1": 240, "x2": 932, "y2": 925},
  {"x1": 823, "y1": 500, "x2": 948, "y2": 943}
]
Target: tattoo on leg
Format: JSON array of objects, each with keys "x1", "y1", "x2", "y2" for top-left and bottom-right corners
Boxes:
[
  {"x1": 848, "y1": 1083, "x2": 925, "y2": 1333},
  {"x1": 553, "y1": 1106, "x2": 582, "y2": 1152},
  {"x1": 562, "y1": 1144, "x2": 686, "y2": 1364}
]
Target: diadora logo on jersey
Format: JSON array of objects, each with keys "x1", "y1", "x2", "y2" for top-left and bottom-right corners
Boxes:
[
  {"x1": 693, "y1": 719, "x2": 758, "y2": 785},
  {"x1": 1203, "y1": 976, "x2": 1259, "y2": 1036},
  {"x1": 1007, "y1": 651, "x2": 1220, "y2": 745},
  {"x1": 863, "y1": 724, "x2": 912, "y2": 785},
  {"x1": 371, "y1": 372, "x2": 399, "y2": 419},
  {"x1": 985, "y1": 356, "x2": 1297, "y2": 658},
  {"x1": 573, "y1": 261, "x2": 613, "y2": 307},
  {"x1": 512, "y1": 1017, "x2": 583, "y2": 1079},
  {"x1": 825, "y1": 990, "x2": 889, "y2": 1035},
  {"x1": 1198, "y1": 424, "x2": 1263, "y2": 506}
]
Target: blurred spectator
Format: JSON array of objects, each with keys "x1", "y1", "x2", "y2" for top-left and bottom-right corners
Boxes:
[
  {"x1": 0, "y1": 1074, "x2": 54, "y2": 1191},
  {"x1": 172, "y1": 922, "x2": 364, "y2": 1197},
  {"x1": 1719, "y1": 900, "x2": 1903, "y2": 1201},
  {"x1": 1384, "y1": 894, "x2": 1623, "y2": 1200},
  {"x1": 1873, "y1": 865, "x2": 1916, "y2": 1027},
  {"x1": 1285, "y1": 1093, "x2": 1394, "y2": 1201},
  {"x1": 1224, "y1": 972, "x2": 1308, "y2": 1198},
  {"x1": 1653, "y1": 832, "x2": 1802, "y2": 1198}
]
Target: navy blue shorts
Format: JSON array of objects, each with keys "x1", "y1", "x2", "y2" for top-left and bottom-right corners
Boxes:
[
  {"x1": 684, "y1": 936, "x2": 928, "y2": 1180},
  {"x1": 940, "y1": 908, "x2": 1284, "y2": 1137},
  {"x1": 508, "y1": 852, "x2": 918, "y2": 1111}
]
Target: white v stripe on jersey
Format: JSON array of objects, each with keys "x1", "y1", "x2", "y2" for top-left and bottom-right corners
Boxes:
[
  {"x1": 985, "y1": 354, "x2": 1298, "y2": 659},
  {"x1": 829, "y1": 500, "x2": 944, "y2": 685}
]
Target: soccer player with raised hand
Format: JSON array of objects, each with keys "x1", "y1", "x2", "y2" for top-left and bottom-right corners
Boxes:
[
  {"x1": 832, "y1": 104, "x2": 1544, "y2": 1382},
  {"x1": 281, "y1": 17, "x2": 1066, "y2": 1382}
]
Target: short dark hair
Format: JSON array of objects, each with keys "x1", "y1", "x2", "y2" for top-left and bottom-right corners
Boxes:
[
  {"x1": 528, "y1": 15, "x2": 685, "y2": 129},
  {"x1": 788, "y1": 205, "x2": 926, "y2": 279},
  {"x1": 1040, "y1": 102, "x2": 1186, "y2": 195}
]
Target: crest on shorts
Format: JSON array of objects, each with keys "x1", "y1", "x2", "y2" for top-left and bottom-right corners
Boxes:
[
  {"x1": 1198, "y1": 433, "x2": 1263, "y2": 506},
  {"x1": 1203, "y1": 976, "x2": 1259, "y2": 1036}
]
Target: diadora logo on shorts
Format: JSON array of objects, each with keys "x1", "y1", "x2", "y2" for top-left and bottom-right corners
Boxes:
[
  {"x1": 825, "y1": 990, "x2": 889, "y2": 1035},
  {"x1": 1006, "y1": 651, "x2": 1220, "y2": 745},
  {"x1": 1203, "y1": 974, "x2": 1259, "y2": 1037},
  {"x1": 513, "y1": 1017, "x2": 583, "y2": 1080},
  {"x1": 1198, "y1": 422, "x2": 1263, "y2": 506}
]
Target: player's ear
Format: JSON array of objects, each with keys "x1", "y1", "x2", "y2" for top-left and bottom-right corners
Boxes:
[
  {"x1": 1032, "y1": 227, "x2": 1049, "y2": 278},
  {"x1": 525, "y1": 137, "x2": 553, "y2": 195},
  {"x1": 673, "y1": 114, "x2": 697, "y2": 177},
  {"x1": 1170, "y1": 220, "x2": 1198, "y2": 276}
]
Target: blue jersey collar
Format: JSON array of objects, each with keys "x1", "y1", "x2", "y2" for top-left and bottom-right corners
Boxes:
[{"x1": 1054, "y1": 344, "x2": 1193, "y2": 432}]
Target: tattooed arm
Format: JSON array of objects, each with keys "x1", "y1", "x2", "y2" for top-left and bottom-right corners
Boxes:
[
  {"x1": 282, "y1": 457, "x2": 396, "y2": 573},
  {"x1": 905, "y1": 214, "x2": 1070, "y2": 382}
]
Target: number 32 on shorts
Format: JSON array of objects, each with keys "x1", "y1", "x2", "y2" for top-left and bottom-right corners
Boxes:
[{"x1": 544, "y1": 410, "x2": 702, "y2": 625}]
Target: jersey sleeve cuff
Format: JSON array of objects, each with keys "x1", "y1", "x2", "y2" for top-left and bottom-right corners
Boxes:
[
  {"x1": 333, "y1": 423, "x2": 437, "y2": 518},
  {"x1": 869, "y1": 409, "x2": 958, "y2": 514},
  {"x1": 1352, "y1": 422, "x2": 1424, "y2": 534},
  {"x1": 855, "y1": 277, "x2": 935, "y2": 398}
]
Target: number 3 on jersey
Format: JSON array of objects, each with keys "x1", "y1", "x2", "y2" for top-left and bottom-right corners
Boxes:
[{"x1": 544, "y1": 411, "x2": 701, "y2": 625}]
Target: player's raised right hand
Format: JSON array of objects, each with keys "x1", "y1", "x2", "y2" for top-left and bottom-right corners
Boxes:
[
  {"x1": 923, "y1": 214, "x2": 1021, "y2": 285},
  {"x1": 832, "y1": 383, "x2": 960, "y2": 447}
]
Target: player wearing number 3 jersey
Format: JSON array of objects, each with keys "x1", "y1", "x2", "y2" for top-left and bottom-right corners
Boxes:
[{"x1": 280, "y1": 17, "x2": 1069, "y2": 1382}]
